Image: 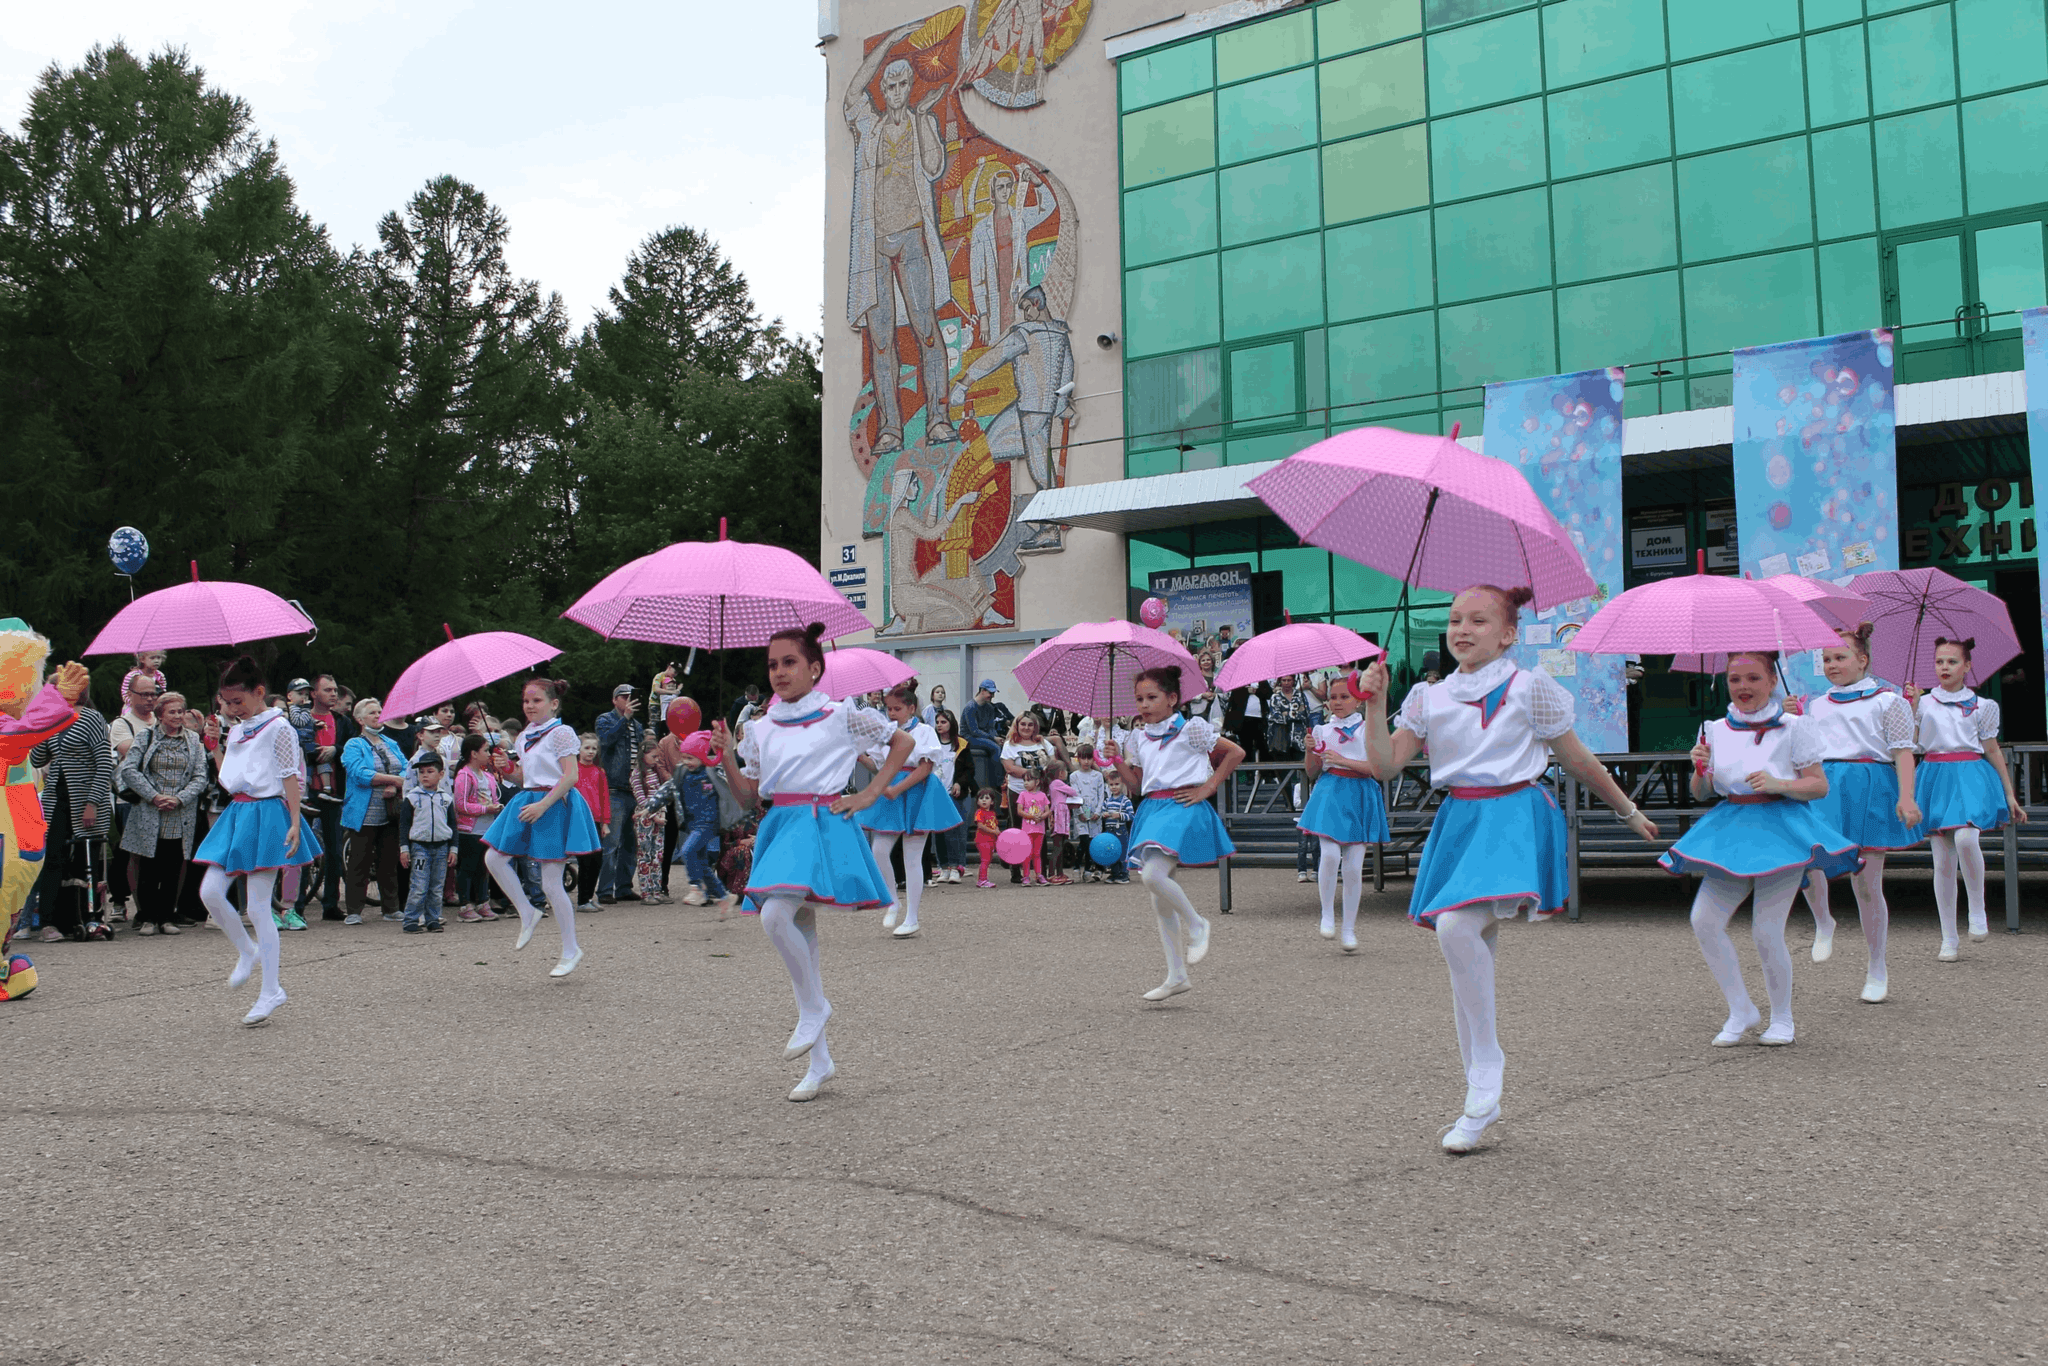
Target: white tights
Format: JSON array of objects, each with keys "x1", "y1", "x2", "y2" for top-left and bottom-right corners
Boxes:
[
  {"x1": 870, "y1": 832, "x2": 928, "y2": 929},
  {"x1": 1137, "y1": 850, "x2": 1203, "y2": 984},
  {"x1": 1434, "y1": 905, "x2": 1505, "y2": 1101},
  {"x1": 1801, "y1": 855, "x2": 1891, "y2": 980},
  {"x1": 201, "y1": 867, "x2": 280, "y2": 998},
  {"x1": 1929, "y1": 827, "x2": 1988, "y2": 943},
  {"x1": 1691, "y1": 868, "x2": 1801, "y2": 1032},
  {"x1": 1317, "y1": 838, "x2": 1366, "y2": 934},
  {"x1": 483, "y1": 851, "x2": 577, "y2": 958},
  {"x1": 760, "y1": 895, "x2": 832, "y2": 1082}
]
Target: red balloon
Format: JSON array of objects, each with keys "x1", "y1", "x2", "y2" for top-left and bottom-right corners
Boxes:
[{"x1": 665, "y1": 696, "x2": 702, "y2": 740}]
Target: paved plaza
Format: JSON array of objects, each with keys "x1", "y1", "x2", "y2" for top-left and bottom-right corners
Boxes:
[{"x1": 4, "y1": 869, "x2": 2043, "y2": 1365}]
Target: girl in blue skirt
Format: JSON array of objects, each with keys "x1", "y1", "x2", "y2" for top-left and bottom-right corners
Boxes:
[
  {"x1": 1298, "y1": 671, "x2": 1388, "y2": 953},
  {"x1": 193, "y1": 656, "x2": 311, "y2": 1026},
  {"x1": 1911, "y1": 636, "x2": 2027, "y2": 961},
  {"x1": 482, "y1": 678, "x2": 602, "y2": 979},
  {"x1": 1793, "y1": 624, "x2": 1921, "y2": 1002},
  {"x1": 1103, "y1": 664, "x2": 1243, "y2": 1003},
  {"x1": 1664, "y1": 652, "x2": 1858, "y2": 1049},
  {"x1": 1359, "y1": 585, "x2": 1657, "y2": 1153},
  {"x1": 856, "y1": 679, "x2": 960, "y2": 939},
  {"x1": 712, "y1": 623, "x2": 912, "y2": 1102}
]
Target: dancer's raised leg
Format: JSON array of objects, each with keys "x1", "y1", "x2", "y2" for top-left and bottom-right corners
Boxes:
[
  {"x1": 872, "y1": 833, "x2": 901, "y2": 928},
  {"x1": 895, "y1": 833, "x2": 928, "y2": 936},
  {"x1": 200, "y1": 864, "x2": 259, "y2": 991},
  {"x1": 1137, "y1": 850, "x2": 1204, "y2": 997},
  {"x1": 1955, "y1": 826, "x2": 1989, "y2": 939},
  {"x1": 1930, "y1": 832, "x2": 1960, "y2": 958},
  {"x1": 1801, "y1": 868, "x2": 1837, "y2": 961},
  {"x1": 484, "y1": 848, "x2": 540, "y2": 949},
  {"x1": 1691, "y1": 873, "x2": 1761, "y2": 1044},
  {"x1": 761, "y1": 895, "x2": 830, "y2": 1059},
  {"x1": 1316, "y1": 837, "x2": 1341, "y2": 938},
  {"x1": 542, "y1": 861, "x2": 580, "y2": 975}
]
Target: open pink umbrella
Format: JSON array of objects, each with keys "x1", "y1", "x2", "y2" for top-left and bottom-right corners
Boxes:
[
  {"x1": 564, "y1": 527, "x2": 867, "y2": 648},
  {"x1": 818, "y1": 647, "x2": 913, "y2": 701},
  {"x1": 384, "y1": 626, "x2": 562, "y2": 718},
  {"x1": 1247, "y1": 426, "x2": 1595, "y2": 610},
  {"x1": 1568, "y1": 567, "x2": 1846, "y2": 666},
  {"x1": 1670, "y1": 573, "x2": 1870, "y2": 672},
  {"x1": 1847, "y1": 566, "x2": 2021, "y2": 688},
  {"x1": 83, "y1": 561, "x2": 314, "y2": 656},
  {"x1": 1214, "y1": 622, "x2": 1382, "y2": 692},
  {"x1": 1014, "y1": 621, "x2": 1201, "y2": 718}
]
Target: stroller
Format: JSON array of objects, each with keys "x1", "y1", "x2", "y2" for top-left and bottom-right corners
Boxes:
[{"x1": 63, "y1": 834, "x2": 114, "y2": 942}]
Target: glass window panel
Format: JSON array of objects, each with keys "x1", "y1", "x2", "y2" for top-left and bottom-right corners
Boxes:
[
  {"x1": 1667, "y1": 0, "x2": 1801, "y2": 60},
  {"x1": 1305, "y1": 326, "x2": 1328, "y2": 414},
  {"x1": 1122, "y1": 93, "x2": 1216, "y2": 187},
  {"x1": 1435, "y1": 187, "x2": 1553, "y2": 300},
  {"x1": 1866, "y1": 0, "x2": 1924, "y2": 10},
  {"x1": 1957, "y1": 0, "x2": 2048, "y2": 95},
  {"x1": 1548, "y1": 71, "x2": 1671, "y2": 178},
  {"x1": 1551, "y1": 164, "x2": 1678, "y2": 281},
  {"x1": 1543, "y1": 0, "x2": 1667, "y2": 85},
  {"x1": 1127, "y1": 446, "x2": 1185, "y2": 477},
  {"x1": 1216, "y1": 9, "x2": 1314, "y2": 84},
  {"x1": 1229, "y1": 340, "x2": 1300, "y2": 427},
  {"x1": 1227, "y1": 428, "x2": 1324, "y2": 465},
  {"x1": 1689, "y1": 372, "x2": 1736, "y2": 407},
  {"x1": 1321, "y1": 40, "x2": 1427, "y2": 140},
  {"x1": 1220, "y1": 150, "x2": 1321, "y2": 245},
  {"x1": 1329, "y1": 311, "x2": 1440, "y2": 420},
  {"x1": 1323, "y1": 126, "x2": 1432, "y2": 223},
  {"x1": 1426, "y1": 11, "x2": 1543, "y2": 116},
  {"x1": 1319, "y1": 0, "x2": 1424, "y2": 56},
  {"x1": 1870, "y1": 7, "x2": 1957, "y2": 115},
  {"x1": 1557, "y1": 271, "x2": 1682, "y2": 370},
  {"x1": 1129, "y1": 536, "x2": 1191, "y2": 589},
  {"x1": 1326, "y1": 211, "x2": 1435, "y2": 320},
  {"x1": 1682, "y1": 248, "x2": 1819, "y2": 353},
  {"x1": 1221, "y1": 234, "x2": 1325, "y2": 339},
  {"x1": 1812, "y1": 124, "x2": 1877, "y2": 238},
  {"x1": 1672, "y1": 40, "x2": 1806, "y2": 153},
  {"x1": 1218, "y1": 67, "x2": 1319, "y2": 164},
  {"x1": 1875, "y1": 108, "x2": 1962, "y2": 226},
  {"x1": 1976, "y1": 222, "x2": 2048, "y2": 317},
  {"x1": 1126, "y1": 349, "x2": 1223, "y2": 449},
  {"x1": 1803, "y1": 0, "x2": 1863, "y2": 26},
  {"x1": 1124, "y1": 255, "x2": 1221, "y2": 356},
  {"x1": 1438, "y1": 290, "x2": 1556, "y2": 388},
  {"x1": 1123, "y1": 175, "x2": 1217, "y2": 268},
  {"x1": 1430, "y1": 98, "x2": 1546, "y2": 200},
  {"x1": 1804, "y1": 27, "x2": 1869, "y2": 125},
  {"x1": 1677, "y1": 137, "x2": 1814, "y2": 259},
  {"x1": 1262, "y1": 546, "x2": 1333, "y2": 615},
  {"x1": 1962, "y1": 88, "x2": 2048, "y2": 215},
  {"x1": 1121, "y1": 39, "x2": 1214, "y2": 112},
  {"x1": 1427, "y1": 0, "x2": 1526, "y2": 24},
  {"x1": 1818, "y1": 237, "x2": 1881, "y2": 332},
  {"x1": 1893, "y1": 235, "x2": 1963, "y2": 326}
]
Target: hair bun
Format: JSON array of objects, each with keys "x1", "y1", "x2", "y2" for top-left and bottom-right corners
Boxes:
[
  {"x1": 1506, "y1": 585, "x2": 1535, "y2": 608},
  {"x1": 804, "y1": 621, "x2": 826, "y2": 643}
]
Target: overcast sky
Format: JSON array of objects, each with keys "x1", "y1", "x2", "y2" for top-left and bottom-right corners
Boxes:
[{"x1": 1, "y1": 1, "x2": 829, "y2": 335}]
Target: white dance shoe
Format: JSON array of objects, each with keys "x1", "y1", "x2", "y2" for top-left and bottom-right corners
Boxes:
[
  {"x1": 1441, "y1": 1100, "x2": 1501, "y2": 1154},
  {"x1": 882, "y1": 906, "x2": 900, "y2": 930},
  {"x1": 788, "y1": 1062, "x2": 836, "y2": 1102},
  {"x1": 549, "y1": 949, "x2": 584, "y2": 978},
  {"x1": 1859, "y1": 976, "x2": 1889, "y2": 1003},
  {"x1": 241, "y1": 991, "x2": 287, "y2": 1027},
  {"x1": 1758, "y1": 1021, "x2": 1795, "y2": 1046},
  {"x1": 783, "y1": 1004, "x2": 832, "y2": 1061},
  {"x1": 1811, "y1": 928, "x2": 1834, "y2": 962},
  {"x1": 228, "y1": 953, "x2": 257, "y2": 990},
  {"x1": 1938, "y1": 940, "x2": 1959, "y2": 962},
  {"x1": 1712, "y1": 1006, "x2": 1762, "y2": 1047},
  {"x1": 1319, "y1": 919, "x2": 1336, "y2": 940},
  {"x1": 514, "y1": 908, "x2": 539, "y2": 951},
  {"x1": 1142, "y1": 977, "x2": 1191, "y2": 1002},
  {"x1": 1184, "y1": 915, "x2": 1212, "y2": 966},
  {"x1": 1340, "y1": 929, "x2": 1359, "y2": 953},
  {"x1": 891, "y1": 921, "x2": 920, "y2": 938}
]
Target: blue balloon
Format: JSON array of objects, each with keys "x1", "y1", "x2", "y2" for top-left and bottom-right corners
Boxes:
[
  {"x1": 1089, "y1": 833, "x2": 1124, "y2": 868},
  {"x1": 108, "y1": 526, "x2": 149, "y2": 576}
]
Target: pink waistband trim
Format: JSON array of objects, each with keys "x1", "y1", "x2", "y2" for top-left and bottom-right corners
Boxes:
[
  {"x1": 771, "y1": 793, "x2": 838, "y2": 807},
  {"x1": 1447, "y1": 780, "x2": 1532, "y2": 801},
  {"x1": 1923, "y1": 751, "x2": 1983, "y2": 763},
  {"x1": 1726, "y1": 793, "x2": 1782, "y2": 804},
  {"x1": 230, "y1": 794, "x2": 277, "y2": 804}
]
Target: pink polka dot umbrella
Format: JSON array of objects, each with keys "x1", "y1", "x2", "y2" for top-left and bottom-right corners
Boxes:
[{"x1": 564, "y1": 525, "x2": 868, "y2": 649}]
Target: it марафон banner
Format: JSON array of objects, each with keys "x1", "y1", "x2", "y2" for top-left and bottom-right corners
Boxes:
[
  {"x1": 1482, "y1": 368, "x2": 1627, "y2": 752},
  {"x1": 2026, "y1": 307, "x2": 2048, "y2": 701},
  {"x1": 1731, "y1": 330, "x2": 1898, "y2": 696}
]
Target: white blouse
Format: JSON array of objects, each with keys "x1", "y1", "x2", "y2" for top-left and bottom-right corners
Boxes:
[
  {"x1": 739, "y1": 689, "x2": 897, "y2": 798},
  {"x1": 1800, "y1": 679, "x2": 1915, "y2": 762},
  {"x1": 1395, "y1": 656, "x2": 1574, "y2": 789},
  {"x1": 1125, "y1": 715, "x2": 1219, "y2": 796},
  {"x1": 1308, "y1": 716, "x2": 1372, "y2": 771},
  {"x1": 219, "y1": 709, "x2": 301, "y2": 800},
  {"x1": 514, "y1": 719, "x2": 579, "y2": 788},
  {"x1": 1703, "y1": 704, "x2": 1826, "y2": 796},
  {"x1": 1916, "y1": 688, "x2": 2000, "y2": 755}
]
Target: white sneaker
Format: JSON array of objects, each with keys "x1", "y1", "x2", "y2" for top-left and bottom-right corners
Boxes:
[
  {"x1": 342, "y1": 913, "x2": 363, "y2": 926},
  {"x1": 1860, "y1": 976, "x2": 1889, "y2": 1003},
  {"x1": 1142, "y1": 977, "x2": 1191, "y2": 1001},
  {"x1": 577, "y1": 901, "x2": 598, "y2": 913},
  {"x1": 1811, "y1": 927, "x2": 1835, "y2": 962},
  {"x1": 1968, "y1": 912, "x2": 1990, "y2": 941},
  {"x1": 925, "y1": 875, "x2": 945, "y2": 888},
  {"x1": 1319, "y1": 918, "x2": 1336, "y2": 940},
  {"x1": 945, "y1": 868, "x2": 961, "y2": 884},
  {"x1": 1340, "y1": 929, "x2": 1359, "y2": 954},
  {"x1": 1296, "y1": 871, "x2": 1312, "y2": 883},
  {"x1": 1938, "y1": 940, "x2": 1959, "y2": 962},
  {"x1": 682, "y1": 885, "x2": 706, "y2": 907}
]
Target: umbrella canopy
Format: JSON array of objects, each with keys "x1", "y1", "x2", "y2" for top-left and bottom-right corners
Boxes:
[
  {"x1": 1246, "y1": 426, "x2": 1595, "y2": 610},
  {"x1": 1014, "y1": 621, "x2": 1201, "y2": 718},
  {"x1": 1669, "y1": 574, "x2": 1870, "y2": 672},
  {"x1": 84, "y1": 562, "x2": 314, "y2": 656},
  {"x1": 564, "y1": 537, "x2": 868, "y2": 648},
  {"x1": 1568, "y1": 572, "x2": 1847, "y2": 664},
  {"x1": 818, "y1": 647, "x2": 914, "y2": 701},
  {"x1": 1214, "y1": 622, "x2": 1382, "y2": 692},
  {"x1": 384, "y1": 627, "x2": 562, "y2": 718},
  {"x1": 1847, "y1": 567, "x2": 2021, "y2": 688}
]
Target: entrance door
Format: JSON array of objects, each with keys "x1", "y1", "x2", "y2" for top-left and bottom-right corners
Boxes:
[{"x1": 1885, "y1": 214, "x2": 2048, "y2": 383}]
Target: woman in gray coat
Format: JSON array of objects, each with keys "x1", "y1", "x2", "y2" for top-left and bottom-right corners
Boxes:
[{"x1": 116, "y1": 692, "x2": 213, "y2": 934}]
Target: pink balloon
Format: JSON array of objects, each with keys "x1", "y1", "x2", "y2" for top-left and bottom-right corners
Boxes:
[
  {"x1": 995, "y1": 827, "x2": 1032, "y2": 865},
  {"x1": 1139, "y1": 596, "x2": 1168, "y2": 629}
]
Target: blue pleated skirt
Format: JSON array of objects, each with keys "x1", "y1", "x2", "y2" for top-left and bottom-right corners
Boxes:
[
  {"x1": 482, "y1": 789, "x2": 601, "y2": 861},
  {"x1": 1915, "y1": 756, "x2": 2009, "y2": 833},
  {"x1": 856, "y1": 773, "x2": 963, "y2": 835},
  {"x1": 1659, "y1": 798, "x2": 1860, "y2": 880},
  {"x1": 1126, "y1": 794, "x2": 1236, "y2": 869},
  {"x1": 1298, "y1": 773, "x2": 1390, "y2": 846},
  {"x1": 1410, "y1": 786, "x2": 1567, "y2": 926},
  {"x1": 1812, "y1": 760, "x2": 1923, "y2": 852},
  {"x1": 195, "y1": 797, "x2": 315, "y2": 876},
  {"x1": 746, "y1": 802, "x2": 896, "y2": 909},
  {"x1": 298, "y1": 813, "x2": 325, "y2": 862}
]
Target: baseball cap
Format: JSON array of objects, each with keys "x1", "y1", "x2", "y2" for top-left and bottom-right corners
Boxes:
[
  {"x1": 977, "y1": 678, "x2": 998, "y2": 693},
  {"x1": 613, "y1": 683, "x2": 636, "y2": 697},
  {"x1": 287, "y1": 678, "x2": 312, "y2": 693}
]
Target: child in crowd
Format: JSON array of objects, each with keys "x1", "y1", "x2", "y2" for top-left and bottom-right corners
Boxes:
[
  {"x1": 1016, "y1": 774, "x2": 1052, "y2": 885},
  {"x1": 673, "y1": 733, "x2": 731, "y2": 913},
  {"x1": 452, "y1": 735, "x2": 501, "y2": 921},
  {"x1": 1068, "y1": 745, "x2": 1106, "y2": 881},
  {"x1": 124, "y1": 650, "x2": 168, "y2": 705},
  {"x1": 631, "y1": 748, "x2": 670, "y2": 903},
  {"x1": 1099, "y1": 774, "x2": 1134, "y2": 885},
  {"x1": 398, "y1": 751, "x2": 456, "y2": 933},
  {"x1": 574, "y1": 732, "x2": 610, "y2": 912},
  {"x1": 1044, "y1": 761, "x2": 1076, "y2": 885},
  {"x1": 973, "y1": 788, "x2": 1001, "y2": 888}
]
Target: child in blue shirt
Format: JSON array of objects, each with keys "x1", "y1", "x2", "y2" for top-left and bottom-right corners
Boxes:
[
  {"x1": 1099, "y1": 773, "x2": 1134, "y2": 886},
  {"x1": 672, "y1": 735, "x2": 732, "y2": 912}
]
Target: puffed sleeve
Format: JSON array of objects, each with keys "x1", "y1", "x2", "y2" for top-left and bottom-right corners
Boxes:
[
  {"x1": 1523, "y1": 670, "x2": 1577, "y2": 740},
  {"x1": 1879, "y1": 693, "x2": 1916, "y2": 750},
  {"x1": 737, "y1": 725, "x2": 763, "y2": 781},
  {"x1": 270, "y1": 721, "x2": 301, "y2": 775},
  {"x1": 1393, "y1": 682, "x2": 1430, "y2": 740},
  {"x1": 843, "y1": 702, "x2": 896, "y2": 750},
  {"x1": 1977, "y1": 697, "x2": 2002, "y2": 741},
  {"x1": 550, "y1": 725, "x2": 579, "y2": 761},
  {"x1": 1786, "y1": 715, "x2": 1827, "y2": 770},
  {"x1": 1181, "y1": 717, "x2": 1220, "y2": 753}
]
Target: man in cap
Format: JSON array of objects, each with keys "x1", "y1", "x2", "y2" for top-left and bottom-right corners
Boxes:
[
  {"x1": 596, "y1": 683, "x2": 645, "y2": 903},
  {"x1": 962, "y1": 678, "x2": 1013, "y2": 795}
]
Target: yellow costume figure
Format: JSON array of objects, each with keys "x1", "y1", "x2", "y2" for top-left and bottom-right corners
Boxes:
[{"x1": 0, "y1": 619, "x2": 87, "y2": 999}]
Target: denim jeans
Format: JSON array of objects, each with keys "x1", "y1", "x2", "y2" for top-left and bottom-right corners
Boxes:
[
  {"x1": 297, "y1": 800, "x2": 346, "y2": 914},
  {"x1": 679, "y1": 826, "x2": 726, "y2": 899},
  {"x1": 599, "y1": 787, "x2": 637, "y2": 896},
  {"x1": 517, "y1": 856, "x2": 544, "y2": 910},
  {"x1": 404, "y1": 842, "x2": 452, "y2": 927}
]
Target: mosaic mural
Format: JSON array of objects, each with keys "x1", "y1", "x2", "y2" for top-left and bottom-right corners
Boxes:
[{"x1": 844, "y1": 1, "x2": 1092, "y2": 637}]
